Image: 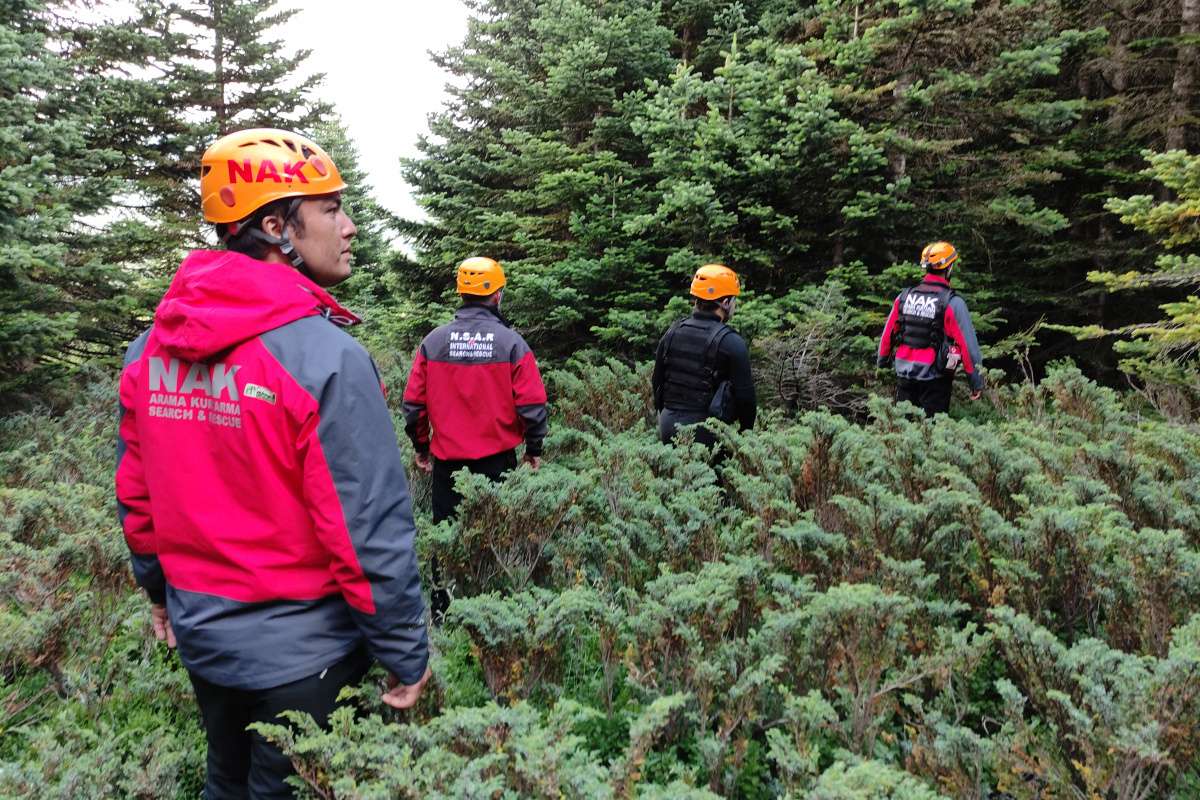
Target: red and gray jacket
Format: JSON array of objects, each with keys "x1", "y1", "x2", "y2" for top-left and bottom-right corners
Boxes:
[
  {"x1": 402, "y1": 304, "x2": 548, "y2": 461},
  {"x1": 115, "y1": 249, "x2": 428, "y2": 691},
  {"x1": 877, "y1": 273, "x2": 985, "y2": 392}
]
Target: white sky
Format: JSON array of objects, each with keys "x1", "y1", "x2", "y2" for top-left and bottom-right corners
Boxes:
[{"x1": 290, "y1": 2, "x2": 472, "y2": 222}]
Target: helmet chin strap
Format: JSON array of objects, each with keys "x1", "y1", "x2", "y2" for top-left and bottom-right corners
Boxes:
[{"x1": 244, "y1": 199, "x2": 312, "y2": 279}]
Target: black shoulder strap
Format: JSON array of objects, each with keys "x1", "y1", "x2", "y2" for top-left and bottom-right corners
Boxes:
[
  {"x1": 932, "y1": 285, "x2": 955, "y2": 347},
  {"x1": 703, "y1": 323, "x2": 732, "y2": 372},
  {"x1": 661, "y1": 319, "x2": 686, "y2": 363},
  {"x1": 894, "y1": 287, "x2": 912, "y2": 341},
  {"x1": 934, "y1": 285, "x2": 955, "y2": 320}
]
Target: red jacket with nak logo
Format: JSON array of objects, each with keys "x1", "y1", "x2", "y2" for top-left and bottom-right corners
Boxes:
[
  {"x1": 402, "y1": 304, "x2": 548, "y2": 461},
  {"x1": 115, "y1": 249, "x2": 428, "y2": 690}
]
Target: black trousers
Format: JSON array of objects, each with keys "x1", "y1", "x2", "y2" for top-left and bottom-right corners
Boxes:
[
  {"x1": 429, "y1": 449, "x2": 517, "y2": 619},
  {"x1": 189, "y1": 645, "x2": 370, "y2": 800},
  {"x1": 658, "y1": 408, "x2": 717, "y2": 448},
  {"x1": 896, "y1": 375, "x2": 954, "y2": 417},
  {"x1": 430, "y1": 448, "x2": 519, "y2": 524}
]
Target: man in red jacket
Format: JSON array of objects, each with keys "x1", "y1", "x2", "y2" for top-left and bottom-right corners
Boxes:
[
  {"x1": 877, "y1": 241, "x2": 986, "y2": 416},
  {"x1": 115, "y1": 129, "x2": 430, "y2": 799},
  {"x1": 402, "y1": 257, "x2": 548, "y2": 616}
]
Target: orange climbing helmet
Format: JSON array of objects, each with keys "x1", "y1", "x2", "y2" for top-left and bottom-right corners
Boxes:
[
  {"x1": 200, "y1": 128, "x2": 346, "y2": 224},
  {"x1": 920, "y1": 241, "x2": 958, "y2": 272},
  {"x1": 690, "y1": 264, "x2": 740, "y2": 300},
  {"x1": 457, "y1": 257, "x2": 507, "y2": 296}
]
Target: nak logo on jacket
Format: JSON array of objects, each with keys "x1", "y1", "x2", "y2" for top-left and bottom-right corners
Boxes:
[
  {"x1": 145, "y1": 356, "x2": 244, "y2": 429},
  {"x1": 902, "y1": 293, "x2": 940, "y2": 319}
]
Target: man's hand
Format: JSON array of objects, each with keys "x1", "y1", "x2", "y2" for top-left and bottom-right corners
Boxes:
[
  {"x1": 414, "y1": 452, "x2": 433, "y2": 474},
  {"x1": 970, "y1": 390, "x2": 983, "y2": 401},
  {"x1": 382, "y1": 665, "x2": 432, "y2": 710},
  {"x1": 151, "y1": 603, "x2": 176, "y2": 648},
  {"x1": 523, "y1": 454, "x2": 542, "y2": 471}
]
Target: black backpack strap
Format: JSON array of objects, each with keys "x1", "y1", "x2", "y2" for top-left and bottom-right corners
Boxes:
[
  {"x1": 931, "y1": 285, "x2": 955, "y2": 352},
  {"x1": 934, "y1": 285, "x2": 954, "y2": 321},
  {"x1": 702, "y1": 322, "x2": 732, "y2": 375},
  {"x1": 661, "y1": 319, "x2": 685, "y2": 364},
  {"x1": 894, "y1": 287, "x2": 912, "y2": 344}
]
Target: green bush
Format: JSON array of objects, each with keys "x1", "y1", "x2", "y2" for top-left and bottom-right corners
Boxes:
[{"x1": 4, "y1": 362, "x2": 1200, "y2": 798}]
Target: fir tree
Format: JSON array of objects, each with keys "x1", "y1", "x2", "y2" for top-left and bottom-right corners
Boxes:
[
  {"x1": 1066, "y1": 150, "x2": 1200, "y2": 416},
  {"x1": 80, "y1": 0, "x2": 330, "y2": 263},
  {"x1": 0, "y1": 1, "x2": 136, "y2": 405}
]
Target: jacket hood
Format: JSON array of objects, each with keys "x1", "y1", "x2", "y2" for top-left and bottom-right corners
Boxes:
[{"x1": 154, "y1": 250, "x2": 360, "y2": 361}]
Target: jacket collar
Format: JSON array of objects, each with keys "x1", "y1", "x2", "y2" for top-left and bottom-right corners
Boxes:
[
  {"x1": 455, "y1": 302, "x2": 510, "y2": 327},
  {"x1": 921, "y1": 273, "x2": 951, "y2": 287}
]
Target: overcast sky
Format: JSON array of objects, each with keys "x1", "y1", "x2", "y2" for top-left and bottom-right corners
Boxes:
[{"x1": 290, "y1": 2, "x2": 471, "y2": 222}]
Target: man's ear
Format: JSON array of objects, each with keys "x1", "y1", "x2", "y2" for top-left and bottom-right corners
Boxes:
[{"x1": 260, "y1": 212, "x2": 284, "y2": 239}]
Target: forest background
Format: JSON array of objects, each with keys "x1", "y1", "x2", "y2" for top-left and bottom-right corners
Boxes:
[{"x1": 3, "y1": 0, "x2": 1200, "y2": 797}]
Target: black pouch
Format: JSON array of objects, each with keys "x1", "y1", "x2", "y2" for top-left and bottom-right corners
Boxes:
[{"x1": 708, "y1": 379, "x2": 735, "y2": 422}]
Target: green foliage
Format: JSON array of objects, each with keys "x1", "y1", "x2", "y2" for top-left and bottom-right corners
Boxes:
[
  {"x1": 808, "y1": 760, "x2": 948, "y2": 800},
  {"x1": 1067, "y1": 149, "x2": 1200, "y2": 418},
  {"x1": 0, "y1": 0, "x2": 341, "y2": 406},
  {"x1": 396, "y1": 0, "x2": 1179, "y2": 381},
  {"x1": 102, "y1": 0, "x2": 330, "y2": 255},
  {"x1": 0, "y1": 2, "x2": 142, "y2": 405},
  {"x1": 4, "y1": 0, "x2": 1200, "y2": 796},
  {"x1": 9, "y1": 360, "x2": 1200, "y2": 797},
  {"x1": 0, "y1": 373, "x2": 205, "y2": 797}
]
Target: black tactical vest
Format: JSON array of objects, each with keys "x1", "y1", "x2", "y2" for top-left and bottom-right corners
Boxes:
[
  {"x1": 660, "y1": 315, "x2": 732, "y2": 412},
  {"x1": 896, "y1": 282, "x2": 955, "y2": 351}
]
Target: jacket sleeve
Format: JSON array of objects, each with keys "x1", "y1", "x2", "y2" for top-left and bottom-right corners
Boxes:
[
  {"x1": 301, "y1": 342, "x2": 429, "y2": 684},
  {"x1": 115, "y1": 331, "x2": 166, "y2": 605},
  {"x1": 877, "y1": 296, "x2": 901, "y2": 368},
  {"x1": 945, "y1": 296, "x2": 985, "y2": 392},
  {"x1": 401, "y1": 343, "x2": 431, "y2": 455},
  {"x1": 512, "y1": 342, "x2": 549, "y2": 457},
  {"x1": 723, "y1": 332, "x2": 757, "y2": 431}
]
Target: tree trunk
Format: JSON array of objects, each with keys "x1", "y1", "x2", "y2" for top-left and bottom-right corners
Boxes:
[
  {"x1": 213, "y1": 0, "x2": 227, "y2": 134},
  {"x1": 1105, "y1": 0, "x2": 1134, "y2": 135},
  {"x1": 1167, "y1": 0, "x2": 1199, "y2": 150},
  {"x1": 889, "y1": 75, "x2": 911, "y2": 182}
]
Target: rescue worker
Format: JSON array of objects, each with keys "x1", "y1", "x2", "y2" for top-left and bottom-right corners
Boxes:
[
  {"x1": 652, "y1": 264, "x2": 756, "y2": 447},
  {"x1": 116, "y1": 129, "x2": 430, "y2": 799},
  {"x1": 402, "y1": 257, "x2": 549, "y2": 617},
  {"x1": 877, "y1": 241, "x2": 985, "y2": 416}
]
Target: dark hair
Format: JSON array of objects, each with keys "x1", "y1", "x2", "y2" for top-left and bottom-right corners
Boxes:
[
  {"x1": 694, "y1": 297, "x2": 725, "y2": 313},
  {"x1": 216, "y1": 197, "x2": 306, "y2": 259}
]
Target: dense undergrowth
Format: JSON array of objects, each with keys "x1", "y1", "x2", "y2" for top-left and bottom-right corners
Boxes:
[{"x1": 2, "y1": 360, "x2": 1199, "y2": 799}]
